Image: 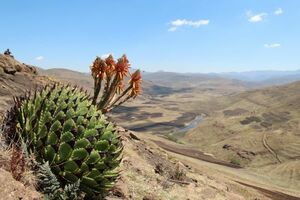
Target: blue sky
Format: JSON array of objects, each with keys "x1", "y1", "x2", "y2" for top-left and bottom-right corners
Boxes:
[{"x1": 0, "y1": 0, "x2": 299, "y2": 73}]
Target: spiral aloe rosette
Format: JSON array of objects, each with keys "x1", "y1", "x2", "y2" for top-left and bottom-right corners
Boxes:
[{"x1": 11, "y1": 84, "x2": 122, "y2": 196}]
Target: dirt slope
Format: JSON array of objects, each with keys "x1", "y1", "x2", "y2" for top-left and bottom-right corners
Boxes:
[
  {"x1": 108, "y1": 128, "x2": 297, "y2": 200},
  {"x1": 0, "y1": 54, "x2": 50, "y2": 115},
  {"x1": 183, "y1": 81, "x2": 300, "y2": 192},
  {"x1": 0, "y1": 54, "x2": 50, "y2": 199}
]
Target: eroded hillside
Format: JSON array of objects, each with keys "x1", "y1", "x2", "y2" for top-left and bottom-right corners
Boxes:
[{"x1": 183, "y1": 81, "x2": 300, "y2": 192}]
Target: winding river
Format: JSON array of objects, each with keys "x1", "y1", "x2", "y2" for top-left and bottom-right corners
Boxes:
[{"x1": 177, "y1": 115, "x2": 204, "y2": 133}]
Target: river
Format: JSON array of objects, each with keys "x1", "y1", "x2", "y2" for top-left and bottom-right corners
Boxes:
[{"x1": 177, "y1": 115, "x2": 204, "y2": 133}]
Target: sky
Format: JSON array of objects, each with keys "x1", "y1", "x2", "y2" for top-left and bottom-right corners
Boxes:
[{"x1": 0, "y1": 0, "x2": 299, "y2": 73}]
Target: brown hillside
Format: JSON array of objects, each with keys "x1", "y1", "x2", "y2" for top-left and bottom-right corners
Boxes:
[{"x1": 183, "y1": 81, "x2": 300, "y2": 192}]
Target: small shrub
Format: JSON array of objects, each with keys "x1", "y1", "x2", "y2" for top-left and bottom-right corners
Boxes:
[
  {"x1": 230, "y1": 158, "x2": 241, "y2": 166},
  {"x1": 170, "y1": 162, "x2": 186, "y2": 181},
  {"x1": 10, "y1": 144, "x2": 25, "y2": 181}
]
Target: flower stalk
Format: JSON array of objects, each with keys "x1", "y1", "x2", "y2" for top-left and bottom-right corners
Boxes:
[{"x1": 90, "y1": 54, "x2": 142, "y2": 113}]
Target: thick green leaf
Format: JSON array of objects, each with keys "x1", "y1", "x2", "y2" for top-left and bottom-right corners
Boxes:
[
  {"x1": 66, "y1": 108, "x2": 75, "y2": 119},
  {"x1": 108, "y1": 145, "x2": 117, "y2": 153},
  {"x1": 58, "y1": 142, "x2": 73, "y2": 161},
  {"x1": 103, "y1": 171, "x2": 119, "y2": 178},
  {"x1": 60, "y1": 131, "x2": 74, "y2": 142},
  {"x1": 100, "y1": 132, "x2": 113, "y2": 141},
  {"x1": 86, "y1": 150, "x2": 100, "y2": 164},
  {"x1": 64, "y1": 160, "x2": 79, "y2": 173},
  {"x1": 76, "y1": 116, "x2": 85, "y2": 125},
  {"x1": 50, "y1": 120, "x2": 62, "y2": 132},
  {"x1": 51, "y1": 165, "x2": 61, "y2": 174},
  {"x1": 63, "y1": 118, "x2": 76, "y2": 132},
  {"x1": 82, "y1": 176, "x2": 98, "y2": 188},
  {"x1": 37, "y1": 125, "x2": 48, "y2": 139},
  {"x1": 53, "y1": 110, "x2": 65, "y2": 121},
  {"x1": 84, "y1": 129, "x2": 98, "y2": 138},
  {"x1": 58, "y1": 101, "x2": 68, "y2": 111},
  {"x1": 46, "y1": 132, "x2": 58, "y2": 145},
  {"x1": 76, "y1": 107, "x2": 88, "y2": 116},
  {"x1": 95, "y1": 161, "x2": 106, "y2": 171},
  {"x1": 87, "y1": 168, "x2": 101, "y2": 178},
  {"x1": 45, "y1": 145, "x2": 56, "y2": 163},
  {"x1": 74, "y1": 138, "x2": 90, "y2": 149},
  {"x1": 87, "y1": 116, "x2": 97, "y2": 129},
  {"x1": 61, "y1": 172, "x2": 78, "y2": 183},
  {"x1": 80, "y1": 162, "x2": 89, "y2": 175},
  {"x1": 71, "y1": 148, "x2": 88, "y2": 160},
  {"x1": 95, "y1": 140, "x2": 109, "y2": 151},
  {"x1": 77, "y1": 125, "x2": 85, "y2": 135}
]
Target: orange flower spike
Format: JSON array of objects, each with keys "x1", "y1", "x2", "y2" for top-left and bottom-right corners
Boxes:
[
  {"x1": 105, "y1": 54, "x2": 115, "y2": 67},
  {"x1": 105, "y1": 54, "x2": 116, "y2": 78},
  {"x1": 91, "y1": 57, "x2": 101, "y2": 78},
  {"x1": 91, "y1": 57, "x2": 106, "y2": 79},
  {"x1": 98, "y1": 59, "x2": 107, "y2": 80},
  {"x1": 115, "y1": 54, "x2": 130, "y2": 81},
  {"x1": 129, "y1": 69, "x2": 142, "y2": 97}
]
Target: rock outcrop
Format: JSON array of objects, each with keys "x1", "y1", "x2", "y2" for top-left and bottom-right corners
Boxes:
[{"x1": 0, "y1": 54, "x2": 37, "y2": 75}]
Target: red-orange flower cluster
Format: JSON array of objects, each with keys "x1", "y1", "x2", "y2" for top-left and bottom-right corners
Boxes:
[
  {"x1": 115, "y1": 55, "x2": 130, "y2": 81},
  {"x1": 129, "y1": 70, "x2": 142, "y2": 97},
  {"x1": 105, "y1": 55, "x2": 116, "y2": 78},
  {"x1": 91, "y1": 57, "x2": 106, "y2": 79},
  {"x1": 90, "y1": 54, "x2": 141, "y2": 113}
]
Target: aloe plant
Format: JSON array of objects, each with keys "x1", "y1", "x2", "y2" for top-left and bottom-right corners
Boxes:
[{"x1": 3, "y1": 84, "x2": 122, "y2": 198}]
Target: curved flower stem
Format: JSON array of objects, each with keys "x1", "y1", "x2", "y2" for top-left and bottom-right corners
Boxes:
[
  {"x1": 98, "y1": 76, "x2": 118, "y2": 110},
  {"x1": 105, "y1": 94, "x2": 132, "y2": 113},
  {"x1": 105, "y1": 85, "x2": 132, "y2": 110},
  {"x1": 92, "y1": 78, "x2": 102, "y2": 105}
]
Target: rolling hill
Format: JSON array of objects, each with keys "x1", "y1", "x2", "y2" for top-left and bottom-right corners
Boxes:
[
  {"x1": 183, "y1": 80, "x2": 300, "y2": 191},
  {"x1": 39, "y1": 68, "x2": 250, "y2": 135}
]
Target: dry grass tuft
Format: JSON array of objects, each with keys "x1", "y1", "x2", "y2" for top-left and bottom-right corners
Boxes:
[
  {"x1": 10, "y1": 144, "x2": 25, "y2": 181},
  {"x1": 0, "y1": 123, "x2": 38, "y2": 188}
]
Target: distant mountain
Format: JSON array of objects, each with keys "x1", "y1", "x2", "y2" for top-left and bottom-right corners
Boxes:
[
  {"x1": 215, "y1": 69, "x2": 300, "y2": 85},
  {"x1": 142, "y1": 71, "x2": 252, "y2": 89}
]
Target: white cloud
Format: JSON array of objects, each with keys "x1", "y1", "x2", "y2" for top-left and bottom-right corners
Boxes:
[
  {"x1": 35, "y1": 56, "x2": 44, "y2": 61},
  {"x1": 246, "y1": 11, "x2": 267, "y2": 23},
  {"x1": 264, "y1": 43, "x2": 281, "y2": 48},
  {"x1": 274, "y1": 8, "x2": 283, "y2": 15},
  {"x1": 168, "y1": 19, "x2": 209, "y2": 31},
  {"x1": 168, "y1": 27, "x2": 178, "y2": 32}
]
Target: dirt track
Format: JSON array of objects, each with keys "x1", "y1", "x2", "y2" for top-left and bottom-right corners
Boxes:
[
  {"x1": 152, "y1": 139, "x2": 300, "y2": 200},
  {"x1": 152, "y1": 140, "x2": 242, "y2": 168},
  {"x1": 236, "y1": 181, "x2": 300, "y2": 200}
]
